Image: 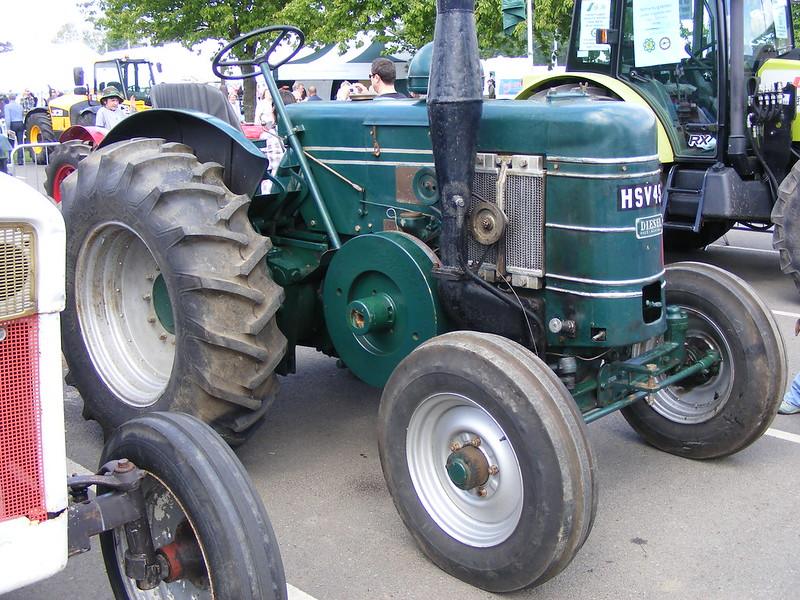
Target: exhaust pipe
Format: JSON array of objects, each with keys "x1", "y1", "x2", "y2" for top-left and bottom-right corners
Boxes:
[{"x1": 427, "y1": 0, "x2": 483, "y2": 270}]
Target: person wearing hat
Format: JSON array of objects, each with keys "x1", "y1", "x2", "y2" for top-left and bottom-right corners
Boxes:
[{"x1": 95, "y1": 86, "x2": 134, "y2": 129}]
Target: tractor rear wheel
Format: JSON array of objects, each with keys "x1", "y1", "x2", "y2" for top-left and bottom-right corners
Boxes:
[
  {"x1": 61, "y1": 138, "x2": 287, "y2": 444},
  {"x1": 100, "y1": 412, "x2": 287, "y2": 599},
  {"x1": 44, "y1": 141, "x2": 91, "y2": 202},
  {"x1": 622, "y1": 262, "x2": 785, "y2": 459},
  {"x1": 773, "y1": 160, "x2": 800, "y2": 293},
  {"x1": 378, "y1": 332, "x2": 597, "y2": 592},
  {"x1": 24, "y1": 111, "x2": 55, "y2": 165}
]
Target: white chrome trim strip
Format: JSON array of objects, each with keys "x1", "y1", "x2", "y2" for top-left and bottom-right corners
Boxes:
[
  {"x1": 546, "y1": 222, "x2": 637, "y2": 233},
  {"x1": 304, "y1": 146, "x2": 433, "y2": 155},
  {"x1": 547, "y1": 285, "x2": 643, "y2": 299},
  {"x1": 547, "y1": 270, "x2": 665, "y2": 286},
  {"x1": 547, "y1": 154, "x2": 659, "y2": 164},
  {"x1": 547, "y1": 169, "x2": 662, "y2": 180},
  {"x1": 316, "y1": 159, "x2": 436, "y2": 168}
]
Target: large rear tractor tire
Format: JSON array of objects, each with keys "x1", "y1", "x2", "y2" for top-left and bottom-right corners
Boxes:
[
  {"x1": 622, "y1": 262, "x2": 785, "y2": 459},
  {"x1": 378, "y1": 332, "x2": 597, "y2": 592},
  {"x1": 100, "y1": 412, "x2": 287, "y2": 599},
  {"x1": 44, "y1": 141, "x2": 91, "y2": 202},
  {"x1": 24, "y1": 111, "x2": 55, "y2": 165},
  {"x1": 773, "y1": 160, "x2": 800, "y2": 293},
  {"x1": 61, "y1": 138, "x2": 287, "y2": 444}
]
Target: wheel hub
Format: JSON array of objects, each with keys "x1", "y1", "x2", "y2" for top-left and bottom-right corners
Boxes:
[{"x1": 445, "y1": 444, "x2": 489, "y2": 490}]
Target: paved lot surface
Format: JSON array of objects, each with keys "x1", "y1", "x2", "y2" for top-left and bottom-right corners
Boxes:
[{"x1": 7, "y1": 165, "x2": 800, "y2": 600}]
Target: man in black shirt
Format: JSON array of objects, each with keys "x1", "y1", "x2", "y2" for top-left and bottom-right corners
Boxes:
[{"x1": 369, "y1": 58, "x2": 407, "y2": 99}]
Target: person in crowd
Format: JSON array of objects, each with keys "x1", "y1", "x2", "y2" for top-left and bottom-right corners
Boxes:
[
  {"x1": 3, "y1": 93, "x2": 25, "y2": 165},
  {"x1": 95, "y1": 86, "x2": 134, "y2": 129},
  {"x1": 779, "y1": 319, "x2": 800, "y2": 414},
  {"x1": 292, "y1": 81, "x2": 307, "y2": 102},
  {"x1": 487, "y1": 71, "x2": 496, "y2": 99},
  {"x1": 254, "y1": 88, "x2": 273, "y2": 128},
  {"x1": 228, "y1": 91, "x2": 244, "y2": 123},
  {"x1": 20, "y1": 89, "x2": 37, "y2": 115},
  {"x1": 0, "y1": 129, "x2": 12, "y2": 173},
  {"x1": 368, "y1": 58, "x2": 407, "y2": 99},
  {"x1": 260, "y1": 90, "x2": 295, "y2": 194},
  {"x1": 336, "y1": 81, "x2": 352, "y2": 101},
  {"x1": 306, "y1": 85, "x2": 322, "y2": 101}
]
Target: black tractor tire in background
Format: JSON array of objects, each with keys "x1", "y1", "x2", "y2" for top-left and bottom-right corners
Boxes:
[
  {"x1": 61, "y1": 138, "x2": 287, "y2": 444},
  {"x1": 44, "y1": 141, "x2": 91, "y2": 202},
  {"x1": 379, "y1": 332, "x2": 597, "y2": 592},
  {"x1": 622, "y1": 262, "x2": 785, "y2": 459},
  {"x1": 662, "y1": 221, "x2": 732, "y2": 252},
  {"x1": 100, "y1": 412, "x2": 287, "y2": 599},
  {"x1": 24, "y1": 111, "x2": 56, "y2": 165},
  {"x1": 76, "y1": 110, "x2": 96, "y2": 126},
  {"x1": 773, "y1": 160, "x2": 800, "y2": 293}
]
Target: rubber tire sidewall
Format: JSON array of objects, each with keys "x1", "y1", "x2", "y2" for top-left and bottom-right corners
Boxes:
[
  {"x1": 44, "y1": 141, "x2": 90, "y2": 199},
  {"x1": 621, "y1": 262, "x2": 785, "y2": 459},
  {"x1": 378, "y1": 332, "x2": 596, "y2": 592},
  {"x1": 99, "y1": 412, "x2": 287, "y2": 600}
]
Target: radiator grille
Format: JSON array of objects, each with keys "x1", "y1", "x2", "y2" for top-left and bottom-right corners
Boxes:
[
  {"x1": 0, "y1": 315, "x2": 45, "y2": 523},
  {"x1": 468, "y1": 154, "x2": 545, "y2": 278},
  {"x1": 0, "y1": 225, "x2": 35, "y2": 321}
]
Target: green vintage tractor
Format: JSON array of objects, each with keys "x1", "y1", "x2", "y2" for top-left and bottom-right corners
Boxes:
[
  {"x1": 59, "y1": 1, "x2": 786, "y2": 592},
  {"x1": 519, "y1": 0, "x2": 800, "y2": 291}
]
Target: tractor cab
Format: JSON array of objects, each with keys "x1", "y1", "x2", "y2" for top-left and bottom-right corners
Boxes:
[
  {"x1": 93, "y1": 58, "x2": 159, "y2": 104},
  {"x1": 566, "y1": 0, "x2": 794, "y2": 160}
]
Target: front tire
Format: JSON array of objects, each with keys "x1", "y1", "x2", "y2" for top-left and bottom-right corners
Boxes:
[
  {"x1": 44, "y1": 141, "x2": 91, "y2": 201},
  {"x1": 24, "y1": 111, "x2": 55, "y2": 165},
  {"x1": 622, "y1": 262, "x2": 785, "y2": 459},
  {"x1": 773, "y1": 160, "x2": 800, "y2": 293},
  {"x1": 61, "y1": 138, "x2": 287, "y2": 443},
  {"x1": 378, "y1": 332, "x2": 597, "y2": 592},
  {"x1": 100, "y1": 412, "x2": 287, "y2": 599}
]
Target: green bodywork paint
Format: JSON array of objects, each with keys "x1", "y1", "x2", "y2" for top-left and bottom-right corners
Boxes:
[{"x1": 152, "y1": 274, "x2": 174, "y2": 335}]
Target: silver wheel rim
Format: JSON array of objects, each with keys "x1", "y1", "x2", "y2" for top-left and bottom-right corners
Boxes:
[
  {"x1": 76, "y1": 223, "x2": 175, "y2": 407},
  {"x1": 407, "y1": 393, "x2": 524, "y2": 547},
  {"x1": 113, "y1": 473, "x2": 212, "y2": 599},
  {"x1": 635, "y1": 306, "x2": 734, "y2": 424}
]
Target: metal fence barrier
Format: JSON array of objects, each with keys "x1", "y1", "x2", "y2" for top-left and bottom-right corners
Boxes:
[{"x1": 6, "y1": 142, "x2": 62, "y2": 194}]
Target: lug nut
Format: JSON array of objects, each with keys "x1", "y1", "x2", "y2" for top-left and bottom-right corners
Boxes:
[
  {"x1": 143, "y1": 294, "x2": 151, "y2": 301},
  {"x1": 148, "y1": 316, "x2": 156, "y2": 323},
  {"x1": 470, "y1": 437, "x2": 481, "y2": 447},
  {"x1": 488, "y1": 465, "x2": 499, "y2": 476},
  {"x1": 114, "y1": 458, "x2": 134, "y2": 473},
  {"x1": 159, "y1": 333, "x2": 167, "y2": 341},
  {"x1": 477, "y1": 487, "x2": 487, "y2": 497},
  {"x1": 449, "y1": 441, "x2": 462, "y2": 452}
]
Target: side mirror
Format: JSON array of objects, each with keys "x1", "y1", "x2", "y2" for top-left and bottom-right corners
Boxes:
[{"x1": 73, "y1": 67, "x2": 85, "y2": 87}]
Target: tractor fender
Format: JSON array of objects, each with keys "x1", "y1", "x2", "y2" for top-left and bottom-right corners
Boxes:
[
  {"x1": 517, "y1": 72, "x2": 675, "y2": 164},
  {"x1": 58, "y1": 125, "x2": 106, "y2": 147},
  {"x1": 99, "y1": 108, "x2": 268, "y2": 198}
]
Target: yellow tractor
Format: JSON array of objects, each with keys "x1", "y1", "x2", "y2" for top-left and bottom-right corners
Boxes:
[{"x1": 24, "y1": 57, "x2": 159, "y2": 163}]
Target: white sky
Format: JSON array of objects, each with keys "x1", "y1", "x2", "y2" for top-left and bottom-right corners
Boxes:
[{"x1": 4, "y1": 0, "x2": 86, "y2": 47}]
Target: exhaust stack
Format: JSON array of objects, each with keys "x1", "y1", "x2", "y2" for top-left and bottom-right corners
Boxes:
[{"x1": 427, "y1": 0, "x2": 483, "y2": 269}]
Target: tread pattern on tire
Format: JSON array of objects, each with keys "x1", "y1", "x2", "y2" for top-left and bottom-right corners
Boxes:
[
  {"x1": 773, "y1": 161, "x2": 800, "y2": 292},
  {"x1": 62, "y1": 138, "x2": 287, "y2": 441}
]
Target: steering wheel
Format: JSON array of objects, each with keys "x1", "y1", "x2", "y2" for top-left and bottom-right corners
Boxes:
[
  {"x1": 212, "y1": 26, "x2": 305, "y2": 80},
  {"x1": 683, "y1": 40, "x2": 715, "y2": 71}
]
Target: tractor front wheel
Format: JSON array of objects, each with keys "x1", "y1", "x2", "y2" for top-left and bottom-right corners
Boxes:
[
  {"x1": 24, "y1": 111, "x2": 55, "y2": 165},
  {"x1": 61, "y1": 138, "x2": 287, "y2": 444},
  {"x1": 773, "y1": 159, "x2": 800, "y2": 293},
  {"x1": 622, "y1": 262, "x2": 785, "y2": 459},
  {"x1": 378, "y1": 332, "x2": 597, "y2": 592},
  {"x1": 44, "y1": 141, "x2": 91, "y2": 202},
  {"x1": 100, "y1": 412, "x2": 287, "y2": 599}
]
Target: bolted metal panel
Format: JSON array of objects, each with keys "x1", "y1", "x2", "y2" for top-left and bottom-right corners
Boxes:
[{"x1": 468, "y1": 153, "x2": 545, "y2": 278}]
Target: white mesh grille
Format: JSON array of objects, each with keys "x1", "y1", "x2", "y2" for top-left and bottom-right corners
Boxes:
[{"x1": 0, "y1": 225, "x2": 35, "y2": 321}]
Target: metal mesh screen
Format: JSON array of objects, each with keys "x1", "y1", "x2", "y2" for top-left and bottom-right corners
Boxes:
[
  {"x1": 0, "y1": 315, "x2": 46, "y2": 523},
  {"x1": 505, "y1": 173, "x2": 545, "y2": 274},
  {"x1": 0, "y1": 225, "x2": 35, "y2": 321}
]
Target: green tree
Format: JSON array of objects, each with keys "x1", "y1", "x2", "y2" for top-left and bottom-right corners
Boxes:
[{"x1": 90, "y1": 0, "x2": 288, "y2": 119}]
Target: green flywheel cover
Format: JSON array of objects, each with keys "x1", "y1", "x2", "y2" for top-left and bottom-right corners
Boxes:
[{"x1": 322, "y1": 231, "x2": 447, "y2": 387}]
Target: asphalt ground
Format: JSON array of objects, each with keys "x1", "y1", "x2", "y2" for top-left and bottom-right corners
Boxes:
[{"x1": 6, "y1": 164, "x2": 800, "y2": 599}]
